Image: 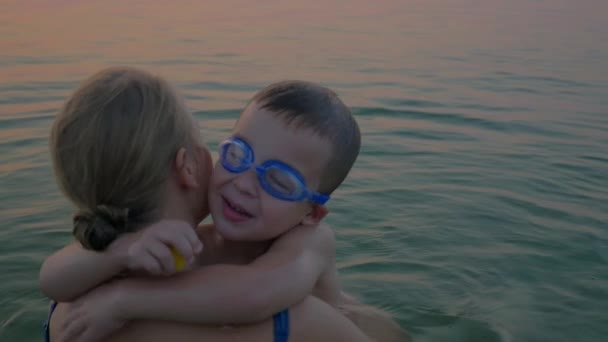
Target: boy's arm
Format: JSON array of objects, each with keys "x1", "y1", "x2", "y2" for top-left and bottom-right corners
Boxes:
[
  {"x1": 39, "y1": 241, "x2": 129, "y2": 302},
  {"x1": 115, "y1": 223, "x2": 337, "y2": 324},
  {"x1": 39, "y1": 220, "x2": 202, "y2": 302},
  {"x1": 252, "y1": 222, "x2": 342, "y2": 307}
]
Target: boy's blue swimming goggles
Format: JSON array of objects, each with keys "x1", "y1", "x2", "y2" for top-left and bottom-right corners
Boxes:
[{"x1": 219, "y1": 137, "x2": 330, "y2": 205}]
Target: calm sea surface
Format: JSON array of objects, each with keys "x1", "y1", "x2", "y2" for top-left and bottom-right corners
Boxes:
[{"x1": 1, "y1": 0, "x2": 607, "y2": 341}]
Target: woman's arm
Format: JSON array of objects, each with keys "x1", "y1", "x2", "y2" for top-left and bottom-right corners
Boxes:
[{"x1": 39, "y1": 220, "x2": 202, "y2": 302}]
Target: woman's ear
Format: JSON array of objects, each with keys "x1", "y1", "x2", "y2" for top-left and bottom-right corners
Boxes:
[
  {"x1": 301, "y1": 204, "x2": 329, "y2": 226},
  {"x1": 174, "y1": 147, "x2": 200, "y2": 189}
]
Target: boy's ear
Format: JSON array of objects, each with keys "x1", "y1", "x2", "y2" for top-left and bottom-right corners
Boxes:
[
  {"x1": 301, "y1": 204, "x2": 328, "y2": 226},
  {"x1": 174, "y1": 147, "x2": 200, "y2": 189}
]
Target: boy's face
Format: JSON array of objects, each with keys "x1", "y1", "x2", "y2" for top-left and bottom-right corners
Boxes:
[{"x1": 208, "y1": 102, "x2": 331, "y2": 241}]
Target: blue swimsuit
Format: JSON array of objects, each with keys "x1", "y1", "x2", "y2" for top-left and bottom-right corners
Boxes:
[
  {"x1": 44, "y1": 301, "x2": 290, "y2": 342},
  {"x1": 272, "y1": 308, "x2": 290, "y2": 342},
  {"x1": 43, "y1": 301, "x2": 57, "y2": 342}
]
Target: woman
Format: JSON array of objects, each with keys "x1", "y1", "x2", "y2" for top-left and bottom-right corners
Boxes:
[{"x1": 44, "y1": 66, "x2": 370, "y2": 342}]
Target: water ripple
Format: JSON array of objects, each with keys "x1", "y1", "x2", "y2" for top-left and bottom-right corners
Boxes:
[{"x1": 353, "y1": 107, "x2": 575, "y2": 138}]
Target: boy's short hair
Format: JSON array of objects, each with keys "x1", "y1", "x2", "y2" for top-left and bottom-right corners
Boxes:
[{"x1": 250, "y1": 80, "x2": 360, "y2": 195}]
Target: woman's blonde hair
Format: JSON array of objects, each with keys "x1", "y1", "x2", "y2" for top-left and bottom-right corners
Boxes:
[{"x1": 50, "y1": 66, "x2": 195, "y2": 250}]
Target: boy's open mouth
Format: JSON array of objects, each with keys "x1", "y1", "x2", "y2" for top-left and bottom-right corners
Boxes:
[{"x1": 222, "y1": 196, "x2": 254, "y2": 221}]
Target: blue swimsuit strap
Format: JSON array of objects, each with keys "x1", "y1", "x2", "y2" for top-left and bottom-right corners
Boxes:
[
  {"x1": 273, "y1": 309, "x2": 290, "y2": 342},
  {"x1": 43, "y1": 301, "x2": 57, "y2": 342}
]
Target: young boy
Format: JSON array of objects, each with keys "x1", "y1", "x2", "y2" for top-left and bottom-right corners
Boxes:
[{"x1": 41, "y1": 81, "x2": 408, "y2": 341}]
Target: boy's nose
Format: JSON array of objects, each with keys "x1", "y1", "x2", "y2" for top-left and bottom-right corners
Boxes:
[{"x1": 232, "y1": 169, "x2": 257, "y2": 197}]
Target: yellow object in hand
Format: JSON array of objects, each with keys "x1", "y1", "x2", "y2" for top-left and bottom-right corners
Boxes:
[{"x1": 170, "y1": 246, "x2": 186, "y2": 271}]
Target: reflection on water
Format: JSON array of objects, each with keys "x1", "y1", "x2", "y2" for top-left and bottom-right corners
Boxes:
[{"x1": 1, "y1": 0, "x2": 608, "y2": 341}]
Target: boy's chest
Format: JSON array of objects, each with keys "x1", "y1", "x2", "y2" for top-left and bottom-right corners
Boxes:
[
  {"x1": 199, "y1": 247, "x2": 251, "y2": 266},
  {"x1": 195, "y1": 230, "x2": 253, "y2": 266}
]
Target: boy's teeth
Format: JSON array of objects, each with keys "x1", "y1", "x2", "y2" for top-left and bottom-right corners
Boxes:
[{"x1": 228, "y1": 199, "x2": 251, "y2": 217}]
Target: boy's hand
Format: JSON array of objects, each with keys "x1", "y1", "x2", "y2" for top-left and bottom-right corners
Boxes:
[
  {"x1": 57, "y1": 282, "x2": 127, "y2": 342},
  {"x1": 126, "y1": 220, "x2": 203, "y2": 275}
]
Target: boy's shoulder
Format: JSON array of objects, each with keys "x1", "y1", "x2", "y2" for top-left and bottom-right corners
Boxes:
[
  {"x1": 313, "y1": 222, "x2": 336, "y2": 259},
  {"x1": 315, "y1": 222, "x2": 335, "y2": 242},
  {"x1": 273, "y1": 222, "x2": 336, "y2": 257}
]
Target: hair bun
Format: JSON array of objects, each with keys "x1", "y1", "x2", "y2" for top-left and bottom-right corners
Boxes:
[{"x1": 73, "y1": 205, "x2": 129, "y2": 251}]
